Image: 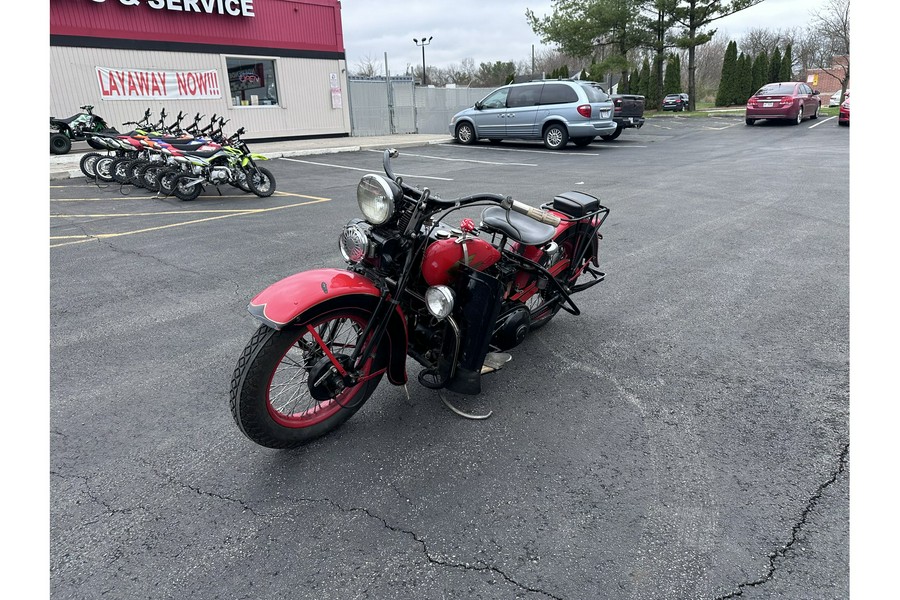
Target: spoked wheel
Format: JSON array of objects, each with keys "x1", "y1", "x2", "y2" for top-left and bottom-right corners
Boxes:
[
  {"x1": 141, "y1": 164, "x2": 163, "y2": 192},
  {"x1": 455, "y1": 122, "x2": 476, "y2": 145},
  {"x1": 157, "y1": 168, "x2": 182, "y2": 196},
  {"x1": 128, "y1": 160, "x2": 150, "y2": 187},
  {"x1": 247, "y1": 166, "x2": 276, "y2": 197},
  {"x1": 230, "y1": 310, "x2": 384, "y2": 449},
  {"x1": 94, "y1": 156, "x2": 116, "y2": 182},
  {"x1": 79, "y1": 152, "x2": 102, "y2": 179},
  {"x1": 111, "y1": 158, "x2": 134, "y2": 184},
  {"x1": 172, "y1": 174, "x2": 203, "y2": 201}
]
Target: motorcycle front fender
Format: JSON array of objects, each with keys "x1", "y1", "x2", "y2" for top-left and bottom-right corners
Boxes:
[{"x1": 248, "y1": 268, "x2": 408, "y2": 385}]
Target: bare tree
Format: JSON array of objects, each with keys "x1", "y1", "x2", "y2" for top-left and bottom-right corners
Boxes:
[
  {"x1": 352, "y1": 54, "x2": 383, "y2": 78},
  {"x1": 807, "y1": 0, "x2": 850, "y2": 94}
]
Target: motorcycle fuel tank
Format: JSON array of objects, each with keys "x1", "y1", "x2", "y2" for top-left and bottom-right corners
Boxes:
[{"x1": 422, "y1": 237, "x2": 501, "y2": 286}]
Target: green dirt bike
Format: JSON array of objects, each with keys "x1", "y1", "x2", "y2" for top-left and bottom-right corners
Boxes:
[{"x1": 50, "y1": 105, "x2": 119, "y2": 155}]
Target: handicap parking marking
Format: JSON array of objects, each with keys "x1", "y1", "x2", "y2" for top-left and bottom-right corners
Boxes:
[{"x1": 50, "y1": 197, "x2": 332, "y2": 249}]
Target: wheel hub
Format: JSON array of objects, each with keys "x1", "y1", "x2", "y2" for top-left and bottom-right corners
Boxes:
[{"x1": 307, "y1": 354, "x2": 351, "y2": 401}]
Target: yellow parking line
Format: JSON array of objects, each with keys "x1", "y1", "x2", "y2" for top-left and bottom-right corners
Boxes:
[
  {"x1": 50, "y1": 198, "x2": 331, "y2": 248},
  {"x1": 51, "y1": 209, "x2": 266, "y2": 217},
  {"x1": 273, "y1": 191, "x2": 331, "y2": 201},
  {"x1": 50, "y1": 194, "x2": 255, "y2": 202}
]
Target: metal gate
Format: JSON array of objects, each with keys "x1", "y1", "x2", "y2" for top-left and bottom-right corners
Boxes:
[{"x1": 347, "y1": 76, "x2": 416, "y2": 136}]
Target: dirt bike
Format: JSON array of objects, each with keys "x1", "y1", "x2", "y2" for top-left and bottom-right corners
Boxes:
[
  {"x1": 50, "y1": 104, "x2": 118, "y2": 154},
  {"x1": 167, "y1": 124, "x2": 275, "y2": 200},
  {"x1": 229, "y1": 148, "x2": 609, "y2": 449}
]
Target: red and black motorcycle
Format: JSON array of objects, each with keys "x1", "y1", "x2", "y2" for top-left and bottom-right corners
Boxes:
[{"x1": 230, "y1": 149, "x2": 609, "y2": 449}]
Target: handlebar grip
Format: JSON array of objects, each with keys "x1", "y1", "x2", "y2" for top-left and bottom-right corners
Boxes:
[{"x1": 510, "y1": 199, "x2": 561, "y2": 227}]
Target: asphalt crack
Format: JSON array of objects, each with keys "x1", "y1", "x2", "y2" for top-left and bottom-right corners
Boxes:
[
  {"x1": 714, "y1": 442, "x2": 849, "y2": 599},
  {"x1": 291, "y1": 495, "x2": 564, "y2": 600}
]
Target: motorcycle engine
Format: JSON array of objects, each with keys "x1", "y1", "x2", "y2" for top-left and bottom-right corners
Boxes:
[
  {"x1": 491, "y1": 305, "x2": 531, "y2": 351},
  {"x1": 210, "y1": 166, "x2": 231, "y2": 184}
]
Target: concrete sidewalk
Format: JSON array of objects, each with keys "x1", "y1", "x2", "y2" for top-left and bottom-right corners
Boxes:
[{"x1": 49, "y1": 133, "x2": 454, "y2": 181}]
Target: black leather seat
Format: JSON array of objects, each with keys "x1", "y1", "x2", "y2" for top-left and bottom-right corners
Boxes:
[{"x1": 481, "y1": 206, "x2": 556, "y2": 246}]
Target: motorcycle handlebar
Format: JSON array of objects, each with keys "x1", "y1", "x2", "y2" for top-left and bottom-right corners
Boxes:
[{"x1": 382, "y1": 148, "x2": 561, "y2": 227}]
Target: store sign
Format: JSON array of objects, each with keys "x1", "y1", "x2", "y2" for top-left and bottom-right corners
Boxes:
[
  {"x1": 89, "y1": 0, "x2": 256, "y2": 18},
  {"x1": 96, "y1": 67, "x2": 223, "y2": 100}
]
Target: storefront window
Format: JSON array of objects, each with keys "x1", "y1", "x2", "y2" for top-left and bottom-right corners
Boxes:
[{"x1": 226, "y1": 57, "x2": 279, "y2": 106}]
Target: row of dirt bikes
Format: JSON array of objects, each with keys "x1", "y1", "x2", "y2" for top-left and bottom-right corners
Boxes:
[{"x1": 74, "y1": 108, "x2": 276, "y2": 200}]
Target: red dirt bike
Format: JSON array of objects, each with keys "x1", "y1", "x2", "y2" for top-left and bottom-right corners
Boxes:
[{"x1": 230, "y1": 149, "x2": 609, "y2": 449}]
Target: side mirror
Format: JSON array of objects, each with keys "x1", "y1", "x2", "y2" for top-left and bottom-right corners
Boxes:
[
  {"x1": 813, "y1": 90, "x2": 820, "y2": 95},
  {"x1": 474, "y1": 101, "x2": 483, "y2": 110}
]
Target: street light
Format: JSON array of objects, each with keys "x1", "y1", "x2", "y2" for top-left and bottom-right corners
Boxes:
[{"x1": 413, "y1": 36, "x2": 433, "y2": 86}]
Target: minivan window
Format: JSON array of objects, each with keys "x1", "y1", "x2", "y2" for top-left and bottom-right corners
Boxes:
[
  {"x1": 507, "y1": 84, "x2": 542, "y2": 108},
  {"x1": 582, "y1": 84, "x2": 609, "y2": 103},
  {"x1": 480, "y1": 88, "x2": 509, "y2": 109},
  {"x1": 539, "y1": 83, "x2": 579, "y2": 105}
]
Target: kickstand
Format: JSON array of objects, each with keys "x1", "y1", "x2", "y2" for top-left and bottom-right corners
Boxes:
[{"x1": 438, "y1": 391, "x2": 492, "y2": 420}]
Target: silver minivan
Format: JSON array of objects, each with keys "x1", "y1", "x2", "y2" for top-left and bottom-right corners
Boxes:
[{"x1": 449, "y1": 80, "x2": 616, "y2": 149}]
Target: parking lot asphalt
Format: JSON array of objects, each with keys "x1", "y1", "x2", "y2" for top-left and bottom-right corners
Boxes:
[{"x1": 50, "y1": 115, "x2": 849, "y2": 599}]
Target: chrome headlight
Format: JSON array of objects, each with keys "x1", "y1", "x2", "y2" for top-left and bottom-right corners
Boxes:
[
  {"x1": 339, "y1": 220, "x2": 370, "y2": 263},
  {"x1": 357, "y1": 174, "x2": 399, "y2": 225},
  {"x1": 425, "y1": 285, "x2": 455, "y2": 319}
]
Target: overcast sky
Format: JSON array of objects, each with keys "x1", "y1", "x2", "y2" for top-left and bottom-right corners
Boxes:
[{"x1": 341, "y1": 0, "x2": 830, "y2": 75}]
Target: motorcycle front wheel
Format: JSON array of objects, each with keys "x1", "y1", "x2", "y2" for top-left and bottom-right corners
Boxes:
[
  {"x1": 247, "y1": 166, "x2": 276, "y2": 197},
  {"x1": 94, "y1": 156, "x2": 116, "y2": 182},
  {"x1": 79, "y1": 152, "x2": 102, "y2": 179},
  {"x1": 230, "y1": 309, "x2": 383, "y2": 449}
]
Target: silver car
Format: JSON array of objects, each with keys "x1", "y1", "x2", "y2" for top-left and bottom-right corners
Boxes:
[{"x1": 449, "y1": 80, "x2": 616, "y2": 150}]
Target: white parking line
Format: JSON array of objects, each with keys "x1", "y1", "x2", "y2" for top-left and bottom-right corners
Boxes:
[
  {"x1": 365, "y1": 149, "x2": 537, "y2": 167},
  {"x1": 279, "y1": 157, "x2": 453, "y2": 181},
  {"x1": 809, "y1": 116, "x2": 837, "y2": 128}
]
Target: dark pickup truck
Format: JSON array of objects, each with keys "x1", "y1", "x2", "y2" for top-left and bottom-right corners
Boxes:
[{"x1": 601, "y1": 93, "x2": 645, "y2": 140}]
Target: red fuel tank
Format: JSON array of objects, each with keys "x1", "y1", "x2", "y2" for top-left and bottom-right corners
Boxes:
[{"x1": 421, "y1": 237, "x2": 501, "y2": 286}]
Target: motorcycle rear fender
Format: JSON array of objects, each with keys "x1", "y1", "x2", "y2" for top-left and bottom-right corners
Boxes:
[{"x1": 248, "y1": 268, "x2": 408, "y2": 385}]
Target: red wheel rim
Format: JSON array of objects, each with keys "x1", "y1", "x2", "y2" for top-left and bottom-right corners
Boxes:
[{"x1": 265, "y1": 313, "x2": 372, "y2": 428}]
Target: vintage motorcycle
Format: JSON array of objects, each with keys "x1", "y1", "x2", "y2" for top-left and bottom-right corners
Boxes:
[{"x1": 229, "y1": 149, "x2": 609, "y2": 449}]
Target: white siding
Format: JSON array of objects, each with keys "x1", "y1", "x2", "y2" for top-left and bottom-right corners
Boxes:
[{"x1": 50, "y1": 46, "x2": 351, "y2": 139}]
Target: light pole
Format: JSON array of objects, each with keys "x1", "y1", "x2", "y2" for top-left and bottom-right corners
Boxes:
[{"x1": 413, "y1": 36, "x2": 432, "y2": 86}]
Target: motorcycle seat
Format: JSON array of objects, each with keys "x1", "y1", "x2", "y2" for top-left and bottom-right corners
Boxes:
[
  {"x1": 481, "y1": 206, "x2": 556, "y2": 246},
  {"x1": 179, "y1": 148, "x2": 222, "y2": 158},
  {"x1": 51, "y1": 115, "x2": 80, "y2": 125}
]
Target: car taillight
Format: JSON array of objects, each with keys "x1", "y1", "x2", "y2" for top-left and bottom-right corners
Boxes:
[
  {"x1": 780, "y1": 97, "x2": 794, "y2": 105},
  {"x1": 577, "y1": 104, "x2": 591, "y2": 118}
]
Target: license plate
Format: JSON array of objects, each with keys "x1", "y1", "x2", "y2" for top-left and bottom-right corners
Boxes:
[{"x1": 763, "y1": 102, "x2": 773, "y2": 107}]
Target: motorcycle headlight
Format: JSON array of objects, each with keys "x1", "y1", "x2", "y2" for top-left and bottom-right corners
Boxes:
[
  {"x1": 425, "y1": 285, "x2": 455, "y2": 320},
  {"x1": 357, "y1": 174, "x2": 399, "y2": 225},
  {"x1": 339, "y1": 220, "x2": 370, "y2": 263}
]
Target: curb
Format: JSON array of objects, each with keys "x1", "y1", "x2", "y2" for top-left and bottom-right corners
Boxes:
[{"x1": 49, "y1": 137, "x2": 454, "y2": 181}]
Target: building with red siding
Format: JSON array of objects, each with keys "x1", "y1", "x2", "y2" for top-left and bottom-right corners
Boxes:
[{"x1": 50, "y1": 0, "x2": 350, "y2": 141}]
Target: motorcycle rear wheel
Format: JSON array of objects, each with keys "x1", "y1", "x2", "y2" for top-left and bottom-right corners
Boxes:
[
  {"x1": 230, "y1": 310, "x2": 383, "y2": 449},
  {"x1": 79, "y1": 152, "x2": 102, "y2": 179},
  {"x1": 111, "y1": 158, "x2": 134, "y2": 184},
  {"x1": 94, "y1": 156, "x2": 116, "y2": 182},
  {"x1": 172, "y1": 174, "x2": 203, "y2": 201},
  {"x1": 157, "y1": 168, "x2": 181, "y2": 196}
]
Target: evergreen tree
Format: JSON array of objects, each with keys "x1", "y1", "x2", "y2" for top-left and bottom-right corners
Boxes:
[
  {"x1": 737, "y1": 52, "x2": 753, "y2": 104},
  {"x1": 780, "y1": 44, "x2": 793, "y2": 81},
  {"x1": 648, "y1": 54, "x2": 663, "y2": 109},
  {"x1": 630, "y1": 67, "x2": 641, "y2": 96},
  {"x1": 769, "y1": 47, "x2": 783, "y2": 82},
  {"x1": 638, "y1": 56, "x2": 651, "y2": 98},
  {"x1": 751, "y1": 50, "x2": 769, "y2": 92},
  {"x1": 663, "y1": 54, "x2": 681, "y2": 96},
  {"x1": 715, "y1": 40, "x2": 738, "y2": 106}
]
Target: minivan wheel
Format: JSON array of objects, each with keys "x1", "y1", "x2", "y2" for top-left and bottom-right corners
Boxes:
[
  {"x1": 543, "y1": 124, "x2": 569, "y2": 150},
  {"x1": 455, "y1": 122, "x2": 476, "y2": 145},
  {"x1": 600, "y1": 124, "x2": 622, "y2": 141},
  {"x1": 572, "y1": 137, "x2": 594, "y2": 147}
]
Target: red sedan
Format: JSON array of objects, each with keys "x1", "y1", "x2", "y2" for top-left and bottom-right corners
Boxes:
[
  {"x1": 745, "y1": 82, "x2": 821, "y2": 126},
  {"x1": 838, "y1": 92, "x2": 849, "y2": 126}
]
